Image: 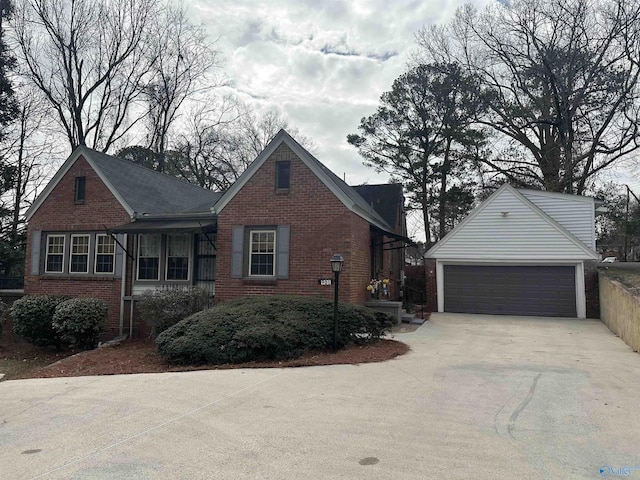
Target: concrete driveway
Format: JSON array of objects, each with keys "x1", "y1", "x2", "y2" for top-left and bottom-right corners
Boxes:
[{"x1": 2, "y1": 313, "x2": 640, "y2": 480}]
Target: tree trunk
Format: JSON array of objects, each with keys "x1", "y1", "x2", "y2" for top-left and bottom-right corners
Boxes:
[{"x1": 438, "y1": 138, "x2": 452, "y2": 240}]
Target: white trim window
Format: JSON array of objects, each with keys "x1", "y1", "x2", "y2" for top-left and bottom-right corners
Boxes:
[
  {"x1": 138, "y1": 234, "x2": 161, "y2": 280},
  {"x1": 95, "y1": 234, "x2": 116, "y2": 274},
  {"x1": 249, "y1": 230, "x2": 276, "y2": 276},
  {"x1": 69, "y1": 234, "x2": 90, "y2": 273},
  {"x1": 45, "y1": 235, "x2": 65, "y2": 273},
  {"x1": 166, "y1": 234, "x2": 190, "y2": 281}
]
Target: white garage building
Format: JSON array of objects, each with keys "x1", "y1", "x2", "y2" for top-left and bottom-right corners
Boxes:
[{"x1": 426, "y1": 184, "x2": 602, "y2": 318}]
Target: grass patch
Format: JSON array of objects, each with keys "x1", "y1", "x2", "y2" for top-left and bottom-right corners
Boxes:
[{"x1": 600, "y1": 267, "x2": 640, "y2": 291}]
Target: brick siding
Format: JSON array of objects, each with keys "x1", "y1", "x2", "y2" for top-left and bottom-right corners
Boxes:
[
  {"x1": 216, "y1": 143, "x2": 378, "y2": 305},
  {"x1": 24, "y1": 155, "x2": 130, "y2": 336}
]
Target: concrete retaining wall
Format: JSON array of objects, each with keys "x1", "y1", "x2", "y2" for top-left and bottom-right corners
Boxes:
[{"x1": 599, "y1": 273, "x2": 640, "y2": 352}]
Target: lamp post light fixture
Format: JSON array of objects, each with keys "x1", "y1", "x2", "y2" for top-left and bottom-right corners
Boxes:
[{"x1": 330, "y1": 253, "x2": 344, "y2": 352}]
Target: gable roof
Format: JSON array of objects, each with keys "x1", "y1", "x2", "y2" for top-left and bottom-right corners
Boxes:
[
  {"x1": 352, "y1": 184, "x2": 403, "y2": 228},
  {"x1": 518, "y1": 188, "x2": 596, "y2": 249},
  {"x1": 426, "y1": 184, "x2": 599, "y2": 260},
  {"x1": 212, "y1": 129, "x2": 394, "y2": 231},
  {"x1": 26, "y1": 146, "x2": 223, "y2": 221}
]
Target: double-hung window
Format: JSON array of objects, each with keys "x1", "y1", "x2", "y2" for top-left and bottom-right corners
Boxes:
[
  {"x1": 70, "y1": 234, "x2": 90, "y2": 273},
  {"x1": 95, "y1": 234, "x2": 115, "y2": 274},
  {"x1": 166, "y1": 234, "x2": 190, "y2": 281},
  {"x1": 249, "y1": 230, "x2": 276, "y2": 276},
  {"x1": 45, "y1": 235, "x2": 65, "y2": 273},
  {"x1": 138, "y1": 234, "x2": 160, "y2": 280}
]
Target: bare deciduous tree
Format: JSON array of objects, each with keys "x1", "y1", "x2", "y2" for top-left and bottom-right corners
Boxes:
[
  {"x1": 417, "y1": 0, "x2": 640, "y2": 194},
  {"x1": 0, "y1": 87, "x2": 59, "y2": 274},
  {"x1": 144, "y1": 2, "x2": 220, "y2": 172},
  {"x1": 171, "y1": 96, "x2": 248, "y2": 190},
  {"x1": 167, "y1": 102, "x2": 314, "y2": 191},
  {"x1": 13, "y1": 0, "x2": 159, "y2": 152}
]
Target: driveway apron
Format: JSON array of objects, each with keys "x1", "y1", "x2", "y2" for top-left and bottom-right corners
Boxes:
[{"x1": 1, "y1": 313, "x2": 639, "y2": 480}]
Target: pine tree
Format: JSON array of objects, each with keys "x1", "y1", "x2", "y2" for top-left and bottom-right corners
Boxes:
[
  {"x1": 0, "y1": 0, "x2": 18, "y2": 137},
  {"x1": 0, "y1": 0, "x2": 20, "y2": 277}
]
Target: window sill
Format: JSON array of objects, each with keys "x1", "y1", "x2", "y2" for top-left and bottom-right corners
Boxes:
[
  {"x1": 135, "y1": 279, "x2": 191, "y2": 283},
  {"x1": 74, "y1": 199, "x2": 85, "y2": 205},
  {"x1": 39, "y1": 274, "x2": 115, "y2": 281},
  {"x1": 242, "y1": 277, "x2": 278, "y2": 285},
  {"x1": 275, "y1": 188, "x2": 289, "y2": 195}
]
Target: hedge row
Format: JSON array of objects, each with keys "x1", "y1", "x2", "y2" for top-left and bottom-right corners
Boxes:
[
  {"x1": 11, "y1": 295, "x2": 108, "y2": 350},
  {"x1": 156, "y1": 295, "x2": 395, "y2": 365}
]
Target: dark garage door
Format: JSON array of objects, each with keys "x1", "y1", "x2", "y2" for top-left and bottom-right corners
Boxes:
[{"x1": 444, "y1": 265, "x2": 576, "y2": 317}]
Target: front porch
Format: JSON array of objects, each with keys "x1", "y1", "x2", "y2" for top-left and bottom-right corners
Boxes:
[{"x1": 110, "y1": 215, "x2": 218, "y2": 336}]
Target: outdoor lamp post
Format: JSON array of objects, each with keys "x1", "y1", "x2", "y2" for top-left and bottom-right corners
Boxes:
[{"x1": 330, "y1": 253, "x2": 344, "y2": 352}]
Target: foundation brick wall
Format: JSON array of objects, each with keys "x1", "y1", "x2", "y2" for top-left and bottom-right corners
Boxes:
[
  {"x1": 216, "y1": 143, "x2": 376, "y2": 305},
  {"x1": 24, "y1": 155, "x2": 130, "y2": 336}
]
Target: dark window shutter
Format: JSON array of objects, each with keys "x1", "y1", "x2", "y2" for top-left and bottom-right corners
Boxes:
[
  {"x1": 114, "y1": 234, "x2": 125, "y2": 278},
  {"x1": 276, "y1": 225, "x2": 290, "y2": 279},
  {"x1": 31, "y1": 231, "x2": 41, "y2": 275},
  {"x1": 231, "y1": 226, "x2": 244, "y2": 278}
]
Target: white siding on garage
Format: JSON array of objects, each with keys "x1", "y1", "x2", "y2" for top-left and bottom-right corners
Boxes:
[
  {"x1": 520, "y1": 190, "x2": 595, "y2": 249},
  {"x1": 429, "y1": 187, "x2": 597, "y2": 261}
]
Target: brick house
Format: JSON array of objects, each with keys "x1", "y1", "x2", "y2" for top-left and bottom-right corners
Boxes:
[{"x1": 24, "y1": 130, "x2": 409, "y2": 337}]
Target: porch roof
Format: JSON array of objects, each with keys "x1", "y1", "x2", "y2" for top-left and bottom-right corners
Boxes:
[
  {"x1": 109, "y1": 218, "x2": 216, "y2": 234},
  {"x1": 372, "y1": 225, "x2": 414, "y2": 245}
]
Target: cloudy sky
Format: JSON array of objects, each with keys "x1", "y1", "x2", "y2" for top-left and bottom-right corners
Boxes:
[
  {"x1": 191, "y1": 0, "x2": 490, "y2": 191},
  {"x1": 185, "y1": 0, "x2": 640, "y2": 236}
]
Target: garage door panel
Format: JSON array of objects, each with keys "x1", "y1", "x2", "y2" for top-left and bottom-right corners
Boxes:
[{"x1": 444, "y1": 265, "x2": 576, "y2": 317}]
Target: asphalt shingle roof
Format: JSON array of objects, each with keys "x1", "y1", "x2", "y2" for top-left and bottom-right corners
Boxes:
[
  {"x1": 352, "y1": 184, "x2": 403, "y2": 228},
  {"x1": 85, "y1": 148, "x2": 223, "y2": 215}
]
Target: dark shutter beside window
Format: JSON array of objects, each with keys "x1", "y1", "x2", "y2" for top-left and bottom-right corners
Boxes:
[
  {"x1": 31, "y1": 231, "x2": 41, "y2": 275},
  {"x1": 114, "y1": 234, "x2": 124, "y2": 278},
  {"x1": 276, "y1": 225, "x2": 289, "y2": 279},
  {"x1": 231, "y1": 226, "x2": 244, "y2": 278}
]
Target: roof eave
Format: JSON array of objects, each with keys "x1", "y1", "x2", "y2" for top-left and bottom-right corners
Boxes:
[
  {"x1": 132, "y1": 212, "x2": 216, "y2": 220},
  {"x1": 426, "y1": 184, "x2": 599, "y2": 260}
]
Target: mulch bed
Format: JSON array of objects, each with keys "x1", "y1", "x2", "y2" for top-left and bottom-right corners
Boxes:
[{"x1": 5, "y1": 338, "x2": 410, "y2": 380}]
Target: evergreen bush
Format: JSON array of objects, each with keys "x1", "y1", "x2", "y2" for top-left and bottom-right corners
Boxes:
[
  {"x1": 156, "y1": 295, "x2": 395, "y2": 365},
  {"x1": 52, "y1": 297, "x2": 108, "y2": 350},
  {"x1": 11, "y1": 295, "x2": 70, "y2": 349}
]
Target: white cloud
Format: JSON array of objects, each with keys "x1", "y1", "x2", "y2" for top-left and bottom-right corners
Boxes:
[{"x1": 190, "y1": 0, "x2": 492, "y2": 200}]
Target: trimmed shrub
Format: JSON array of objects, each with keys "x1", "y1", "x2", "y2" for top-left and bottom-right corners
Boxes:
[
  {"x1": 156, "y1": 295, "x2": 395, "y2": 365},
  {"x1": 11, "y1": 295, "x2": 70, "y2": 349},
  {"x1": 138, "y1": 287, "x2": 211, "y2": 337},
  {"x1": 52, "y1": 297, "x2": 108, "y2": 350}
]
